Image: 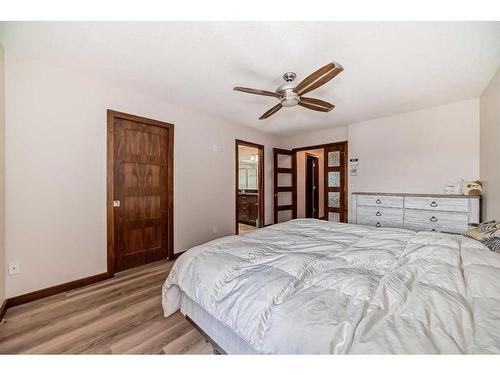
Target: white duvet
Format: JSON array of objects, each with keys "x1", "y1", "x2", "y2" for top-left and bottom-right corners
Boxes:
[{"x1": 162, "y1": 219, "x2": 500, "y2": 354}]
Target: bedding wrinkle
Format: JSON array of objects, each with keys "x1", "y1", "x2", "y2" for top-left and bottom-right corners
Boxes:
[
  {"x1": 347, "y1": 258, "x2": 411, "y2": 353},
  {"x1": 210, "y1": 247, "x2": 271, "y2": 345},
  {"x1": 163, "y1": 219, "x2": 500, "y2": 354},
  {"x1": 257, "y1": 254, "x2": 327, "y2": 349},
  {"x1": 342, "y1": 290, "x2": 380, "y2": 354},
  {"x1": 458, "y1": 242, "x2": 475, "y2": 353}
]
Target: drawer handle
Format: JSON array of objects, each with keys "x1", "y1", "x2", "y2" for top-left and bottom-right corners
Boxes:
[
  {"x1": 430, "y1": 216, "x2": 438, "y2": 222},
  {"x1": 376, "y1": 211, "x2": 382, "y2": 216},
  {"x1": 430, "y1": 201, "x2": 438, "y2": 207},
  {"x1": 375, "y1": 199, "x2": 381, "y2": 204},
  {"x1": 375, "y1": 222, "x2": 381, "y2": 227}
]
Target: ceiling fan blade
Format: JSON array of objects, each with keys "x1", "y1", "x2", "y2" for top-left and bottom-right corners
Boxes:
[
  {"x1": 294, "y1": 62, "x2": 343, "y2": 96},
  {"x1": 298, "y1": 101, "x2": 333, "y2": 113},
  {"x1": 234, "y1": 86, "x2": 281, "y2": 98},
  {"x1": 259, "y1": 104, "x2": 283, "y2": 120},
  {"x1": 299, "y1": 97, "x2": 335, "y2": 111}
]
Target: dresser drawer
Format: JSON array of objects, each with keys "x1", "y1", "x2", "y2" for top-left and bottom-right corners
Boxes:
[
  {"x1": 357, "y1": 217, "x2": 403, "y2": 229},
  {"x1": 404, "y1": 209, "x2": 468, "y2": 233},
  {"x1": 357, "y1": 206, "x2": 403, "y2": 221},
  {"x1": 404, "y1": 196, "x2": 468, "y2": 213},
  {"x1": 357, "y1": 206, "x2": 404, "y2": 228},
  {"x1": 356, "y1": 195, "x2": 404, "y2": 208}
]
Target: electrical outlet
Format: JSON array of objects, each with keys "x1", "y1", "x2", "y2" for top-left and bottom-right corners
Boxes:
[
  {"x1": 8, "y1": 261, "x2": 20, "y2": 275},
  {"x1": 212, "y1": 144, "x2": 219, "y2": 152},
  {"x1": 212, "y1": 226, "x2": 218, "y2": 234}
]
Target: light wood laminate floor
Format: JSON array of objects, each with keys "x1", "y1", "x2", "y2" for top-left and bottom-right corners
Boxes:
[
  {"x1": 0, "y1": 260, "x2": 213, "y2": 354},
  {"x1": 238, "y1": 223, "x2": 256, "y2": 234}
]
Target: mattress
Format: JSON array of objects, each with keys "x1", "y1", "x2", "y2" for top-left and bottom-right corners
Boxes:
[
  {"x1": 163, "y1": 219, "x2": 500, "y2": 354},
  {"x1": 180, "y1": 293, "x2": 257, "y2": 354}
]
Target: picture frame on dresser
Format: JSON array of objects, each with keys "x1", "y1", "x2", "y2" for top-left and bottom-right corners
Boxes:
[{"x1": 351, "y1": 192, "x2": 481, "y2": 234}]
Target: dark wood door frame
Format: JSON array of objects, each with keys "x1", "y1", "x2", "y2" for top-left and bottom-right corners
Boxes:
[
  {"x1": 107, "y1": 109, "x2": 174, "y2": 276},
  {"x1": 235, "y1": 139, "x2": 265, "y2": 234},
  {"x1": 305, "y1": 153, "x2": 320, "y2": 219},
  {"x1": 292, "y1": 141, "x2": 348, "y2": 222},
  {"x1": 323, "y1": 142, "x2": 348, "y2": 222}
]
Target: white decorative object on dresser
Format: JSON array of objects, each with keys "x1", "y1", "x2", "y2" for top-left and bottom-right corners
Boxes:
[{"x1": 351, "y1": 192, "x2": 481, "y2": 234}]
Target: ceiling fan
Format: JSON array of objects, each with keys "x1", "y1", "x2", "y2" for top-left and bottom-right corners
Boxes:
[{"x1": 233, "y1": 62, "x2": 343, "y2": 120}]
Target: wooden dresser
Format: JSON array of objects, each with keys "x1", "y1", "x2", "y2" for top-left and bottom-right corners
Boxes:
[
  {"x1": 351, "y1": 192, "x2": 481, "y2": 234},
  {"x1": 238, "y1": 193, "x2": 259, "y2": 226}
]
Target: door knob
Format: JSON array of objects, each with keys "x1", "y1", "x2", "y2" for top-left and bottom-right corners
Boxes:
[{"x1": 113, "y1": 200, "x2": 120, "y2": 207}]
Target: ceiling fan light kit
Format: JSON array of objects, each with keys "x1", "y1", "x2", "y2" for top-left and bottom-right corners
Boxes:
[
  {"x1": 277, "y1": 71, "x2": 299, "y2": 107},
  {"x1": 233, "y1": 61, "x2": 343, "y2": 120}
]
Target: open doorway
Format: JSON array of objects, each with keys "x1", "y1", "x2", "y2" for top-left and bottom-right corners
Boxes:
[
  {"x1": 235, "y1": 140, "x2": 264, "y2": 234},
  {"x1": 296, "y1": 149, "x2": 324, "y2": 219},
  {"x1": 305, "y1": 153, "x2": 320, "y2": 218},
  {"x1": 292, "y1": 141, "x2": 348, "y2": 222}
]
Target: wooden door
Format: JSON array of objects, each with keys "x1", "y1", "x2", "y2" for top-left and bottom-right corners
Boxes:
[
  {"x1": 108, "y1": 110, "x2": 174, "y2": 273},
  {"x1": 273, "y1": 148, "x2": 296, "y2": 223},
  {"x1": 324, "y1": 142, "x2": 348, "y2": 222}
]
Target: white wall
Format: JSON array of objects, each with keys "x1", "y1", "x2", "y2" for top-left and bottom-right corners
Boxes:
[
  {"x1": 4, "y1": 52, "x2": 279, "y2": 298},
  {"x1": 0, "y1": 44, "x2": 5, "y2": 305},
  {"x1": 347, "y1": 99, "x2": 480, "y2": 196},
  {"x1": 480, "y1": 67, "x2": 500, "y2": 221}
]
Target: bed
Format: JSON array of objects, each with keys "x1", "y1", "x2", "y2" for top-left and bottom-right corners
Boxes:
[{"x1": 162, "y1": 219, "x2": 500, "y2": 354}]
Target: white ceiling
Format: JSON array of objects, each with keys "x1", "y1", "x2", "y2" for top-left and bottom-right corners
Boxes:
[{"x1": 1, "y1": 22, "x2": 499, "y2": 136}]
